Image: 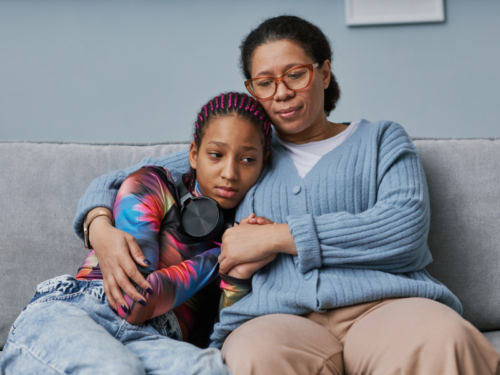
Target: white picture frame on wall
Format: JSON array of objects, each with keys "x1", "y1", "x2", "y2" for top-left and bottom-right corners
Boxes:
[{"x1": 345, "y1": 0, "x2": 445, "y2": 26}]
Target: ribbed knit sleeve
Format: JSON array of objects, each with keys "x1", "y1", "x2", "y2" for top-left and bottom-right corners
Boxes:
[
  {"x1": 287, "y1": 123, "x2": 432, "y2": 273},
  {"x1": 73, "y1": 148, "x2": 190, "y2": 241}
]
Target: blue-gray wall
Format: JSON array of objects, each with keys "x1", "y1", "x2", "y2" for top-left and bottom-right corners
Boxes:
[{"x1": 1, "y1": 0, "x2": 499, "y2": 142}]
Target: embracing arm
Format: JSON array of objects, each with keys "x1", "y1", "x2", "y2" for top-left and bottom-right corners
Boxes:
[
  {"x1": 287, "y1": 149, "x2": 431, "y2": 273},
  {"x1": 218, "y1": 216, "x2": 277, "y2": 304},
  {"x1": 73, "y1": 149, "x2": 190, "y2": 308},
  {"x1": 125, "y1": 248, "x2": 270, "y2": 324},
  {"x1": 73, "y1": 148, "x2": 190, "y2": 241},
  {"x1": 120, "y1": 248, "x2": 221, "y2": 325},
  {"x1": 218, "y1": 274, "x2": 252, "y2": 311},
  {"x1": 220, "y1": 124, "x2": 432, "y2": 275},
  {"x1": 109, "y1": 165, "x2": 224, "y2": 324}
]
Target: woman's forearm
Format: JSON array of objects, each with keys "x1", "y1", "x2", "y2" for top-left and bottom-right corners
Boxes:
[{"x1": 272, "y1": 224, "x2": 297, "y2": 255}]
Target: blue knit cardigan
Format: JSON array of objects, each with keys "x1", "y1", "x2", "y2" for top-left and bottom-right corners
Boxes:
[{"x1": 73, "y1": 120, "x2": 461, "y2": 348}]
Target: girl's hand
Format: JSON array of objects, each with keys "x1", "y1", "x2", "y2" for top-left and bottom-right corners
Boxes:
[
  {"x1": 88, "y1": 209, "x2": 153, "y2": 311},
  {"x1": 227, "y1": 253, "x2": 278, "y2": 279},
  {"x1": 223, "y1": 214, "x2": 277, "y2": 278},
  {"x1": 240, "y1": 213, "x2": 275, "y2": 226},
  {"x1": 219, "y1": 214, "x2": 297, "y2": 275}
]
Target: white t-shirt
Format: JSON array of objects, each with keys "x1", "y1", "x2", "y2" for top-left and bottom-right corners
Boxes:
[{"x1": 277, "y1": 120, "x2": 361, "y2": 178}]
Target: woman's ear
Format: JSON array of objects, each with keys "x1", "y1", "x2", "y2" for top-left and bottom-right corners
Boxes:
[
  {"x1": 189, "y1": 141, "x2": 198, "y2": 169},
  {"x1": 321, "y1": 60, "x2": 332, "y2": 89}
]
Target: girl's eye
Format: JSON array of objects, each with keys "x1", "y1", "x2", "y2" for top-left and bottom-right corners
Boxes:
[
  {"x1": 242, "y1": 157, "x2": 256, "y2": 163},
  {"x1": 209, "y1": 152, "x2": 222, "y2": 158}
]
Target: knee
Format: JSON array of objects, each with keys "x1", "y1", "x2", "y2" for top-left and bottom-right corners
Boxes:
[
  {"x1": 121, "y1": 166, "x2": 169, "y2": 192},
  {"x1": 129, "y1": 166, "x2": 169, "y2": 183},
  {"x1": 222, "y1": 314, "x2": 343, "y2": 375},
  {"x1": 401, "y1": 299, "x2": 500, "y2": 374},
  {"x1": 0, "y1": 338, "x2": 146, "y2": 375},
  {"x1": 222, "y1": 316, "x2": 282, "y2": 364},
  {"x1": 412, "y1": 299, "x2": 477, "y2": 347},
  {"x1": 117, "y1": 166, "x2": 171, "y2": 216}
]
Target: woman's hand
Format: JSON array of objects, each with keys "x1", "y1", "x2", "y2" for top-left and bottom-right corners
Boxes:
[
  {"x1": 219, "y1": 214, "x2": 297, "y2": 275},
  {"x1": 88, "y1": 208, "x2": 153, "y2": 310}
]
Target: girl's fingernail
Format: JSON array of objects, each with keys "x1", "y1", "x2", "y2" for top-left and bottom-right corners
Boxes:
[
  {"x1": 138, "y1": 299, "x2": 147, "y2": 306},
  {"x1": 146, "y1": 288, "x2": 153, "y2": 294},
  {"x1": 235, "y1": 221, "x2": 240, "y2": 225},
  {"x1": 121, "y1": 305, "x2": 129, "y2": 314},
  {"x1": 143, "y1": 259, "x2": 151, "y2": 266}
]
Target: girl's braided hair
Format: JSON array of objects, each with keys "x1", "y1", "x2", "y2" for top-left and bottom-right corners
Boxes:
[{"x1": 185, "y1": 92, "x2": 273, "y2": 190}]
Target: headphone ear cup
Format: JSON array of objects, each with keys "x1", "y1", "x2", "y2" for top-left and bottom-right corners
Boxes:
[{"x1": 181, "y1": 197, "x2": 224, "y2": 241}]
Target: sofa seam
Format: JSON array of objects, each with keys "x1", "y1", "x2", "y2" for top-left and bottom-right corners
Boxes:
[
  {"x1": 1, "y1": 138, "x2": 499, "y2": 146},
  {"x1": 412, "y1": 137, "x2": 500, "y2": 141},
  {"x1": 0, "y1": 140, "x2": 191, "y2": 146}
]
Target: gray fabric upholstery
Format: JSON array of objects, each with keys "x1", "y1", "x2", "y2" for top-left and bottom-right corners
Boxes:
[
  {"x1": 0, "y1": 140, "x2": 190, "y2": 350},
  {"x1": 414, "y1": 138, "x2": 500, "y2": 331},
  {"x1": 484, "y1": 331, "x2": 500, "y2": 353},
  {"x1": 0, "y1": 138, "x2": 499, "y2": 352}
]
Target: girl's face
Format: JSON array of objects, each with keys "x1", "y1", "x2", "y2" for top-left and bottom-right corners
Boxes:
[
  {"x1": 188, "y1": 114, "x2": 267, "y2": 209},
  {"x1": 250, "y1": 39, "x2": 331, "y2": 139}
]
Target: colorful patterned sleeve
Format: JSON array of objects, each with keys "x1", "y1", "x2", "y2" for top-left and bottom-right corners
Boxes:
[
  {"x1": 218, "y1": 274, "x2": 252, "y2": 311},
  {"x1": 112, "y1": 166, "x2": 220, "y2": 324},
  {"x1": 122, "y1": 248, "x2": 221, "y2": 325}
]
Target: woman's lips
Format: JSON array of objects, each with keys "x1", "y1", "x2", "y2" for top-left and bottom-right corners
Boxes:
[
  {"x1": 216, "y1": 187, "x2": 237, "y2": 199},
  {"x1": 276, "y1": 106, "x2": 301, "y2": 119}
]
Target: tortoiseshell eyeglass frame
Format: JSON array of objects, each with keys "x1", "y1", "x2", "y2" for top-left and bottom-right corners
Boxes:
[{"x1": 245, "y1": 63, "x2": 320, "y2": 100}]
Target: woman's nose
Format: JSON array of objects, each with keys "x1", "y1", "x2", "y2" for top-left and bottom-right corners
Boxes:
[{"x1": 274, "y1": 80, "x2": 295, "y2": 101}]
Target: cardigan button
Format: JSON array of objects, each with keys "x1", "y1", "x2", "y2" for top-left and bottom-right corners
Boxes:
[{"x1": 292, "y1": 186, "x2": 301, "y2": 195}]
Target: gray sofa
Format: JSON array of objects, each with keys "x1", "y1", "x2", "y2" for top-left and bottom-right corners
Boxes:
[{"x1": 1, "y1": 137, "x2": 499, "y2": 360}]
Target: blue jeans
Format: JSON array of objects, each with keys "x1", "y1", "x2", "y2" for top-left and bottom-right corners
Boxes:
[{"x1": 0, "y1": 275, "x2": 231, "y2": 375}]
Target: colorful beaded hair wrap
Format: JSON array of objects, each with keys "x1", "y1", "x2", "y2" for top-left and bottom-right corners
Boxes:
[{"x1": 185, "y1": 92, "x2": 273, "y2": 190}]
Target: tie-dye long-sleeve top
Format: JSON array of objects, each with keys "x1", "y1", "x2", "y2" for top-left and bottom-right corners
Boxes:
[{"x1": 76, "y1": 166, "x2": 250, "y2": 346}]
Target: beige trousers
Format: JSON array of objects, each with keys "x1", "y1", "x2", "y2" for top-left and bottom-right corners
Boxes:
[{"x1": 222, "y1": 298, "x2": 500, "y2": 375}]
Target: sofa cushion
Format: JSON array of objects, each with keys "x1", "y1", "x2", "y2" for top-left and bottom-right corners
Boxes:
[
  {"x1": 414, "y1": 138, "x2": 500, "y2": 331},
  {"x1": 0, "y1": 140, "x2": 190, "y2": 350}
]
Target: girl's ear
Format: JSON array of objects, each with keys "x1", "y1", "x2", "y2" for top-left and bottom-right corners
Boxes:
[
  {"x1": 321, "y1": 60, "x2": 331, "y2": 89},
  {"x1": 263, "y1": 149, "x2": 271, "y2": 168},
  {"x1": 189, "y1": 141, "x2": 198, "y2": 169}
]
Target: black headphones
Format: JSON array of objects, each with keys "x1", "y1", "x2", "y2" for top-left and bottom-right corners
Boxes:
[{"x1": 175, "y1": 176, "x2": 234, "y2": 241}]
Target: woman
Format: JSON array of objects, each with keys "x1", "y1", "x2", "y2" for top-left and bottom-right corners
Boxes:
[{"x1": 73, "y1": 16, "x2": 500, "y2": 375}]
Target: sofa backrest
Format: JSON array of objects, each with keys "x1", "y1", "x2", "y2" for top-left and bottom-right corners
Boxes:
[
  {"x1": 414, "y1": 137, "x2": 500, "y2": 331},
  {"x1": 0, "y1": 140, "x2": 190, "y2": 349},
  {"x1": 0, "y1": 138, "x2": 499, "y2": 350}
]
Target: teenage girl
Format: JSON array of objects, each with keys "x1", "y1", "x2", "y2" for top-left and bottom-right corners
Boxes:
[{"x1": 0, "y1": 92, "x2": 272, "y2": 375}]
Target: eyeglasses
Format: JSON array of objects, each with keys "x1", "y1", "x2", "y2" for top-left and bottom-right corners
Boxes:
[{"x1": 245, "y1": 63, "x2": 320, "y2": 100}]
